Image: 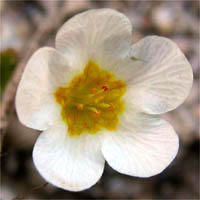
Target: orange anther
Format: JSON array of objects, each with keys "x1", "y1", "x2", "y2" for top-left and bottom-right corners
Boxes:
[
  {"x1": 109, "y1": 103, "x2": 115, "y2": 110},
  {"x1": 102, "y1": 85, "x2": 109, "y2": 91},
  {"x1": 95, "y1": 110, "x2": 101, "y2": 116},
  {"x1": 77, "y1": 104, "x2": 83, "y2": 110},
  {"x1": 91, "y1": 88, "x2": 98, "y2": 94}
]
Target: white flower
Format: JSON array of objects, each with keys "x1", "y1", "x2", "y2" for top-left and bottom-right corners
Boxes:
[{"x1": 16, "y1": 9, "x2": 193, "y2": 191}]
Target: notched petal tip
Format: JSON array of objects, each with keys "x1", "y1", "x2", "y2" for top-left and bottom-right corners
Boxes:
[
  {"x1": 33, "y1": 124, "x2": 105, "y2": 191},
  {"x1": 55, "y1": 8, "x2": 133, "y2": 61},
  {"x1": 102, "y1": 116, "x2": 179, "y2": 178},
  {"x1": 128, "y1": 35, "x2": 193, "y2": 114}
]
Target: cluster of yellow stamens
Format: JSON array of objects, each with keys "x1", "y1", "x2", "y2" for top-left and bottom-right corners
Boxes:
[{"x1": 54, "y1": 60, "x2": 126, "y2": 137}]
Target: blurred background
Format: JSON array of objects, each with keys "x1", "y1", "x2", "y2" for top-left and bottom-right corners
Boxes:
[{"x1": 0, "y1": 0, "x2": 199, "y2": 199}]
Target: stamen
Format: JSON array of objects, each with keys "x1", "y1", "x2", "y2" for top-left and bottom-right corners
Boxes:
[
  {"x1": 98, "y1": 103, "x2": 110, "y2": 108},
  {"x1": 77, "y1": 104, "x2": 84, "y2": 110},
  {"x1": 94, "y1": 95, "x2": 105, "y2": 103},
  {"x1": 108, "y1": 103, "x2": 115, "y2": 110},
  {"x1": 95, "y1": 110, "x2": 101, "y2": 116},
  {"x1": 102, "y1": 85, "x2": 109, "y2": 91},
  {"x1": 91, "y1": 88, "x2": 97, "y2": 94},
  {"x1": 86, "y1": 106, "x2": 99, "y2": 114},
  {"x1": 88, "y1": 88, "x2": 103, "y2": 97}
]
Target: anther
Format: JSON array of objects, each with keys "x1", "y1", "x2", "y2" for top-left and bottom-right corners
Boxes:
[
  {"x1": 87, "y1": 107, "x2": 100, "y2": 115},
  {"x1": 102, "y1": 85, "x2": 109, "y2": 91},
  {"x1": 77, "y1": 104, "x2": 84, "y2": 110},
  {"x1": 91, "y1": 88, "x2": 97, "y2": 94},
  {"x1": 108, "y1": 103, "x2": 115, "y2": 110},
  {"x1": 95, "y1": 110, "x2": 101, "y2": 116}
]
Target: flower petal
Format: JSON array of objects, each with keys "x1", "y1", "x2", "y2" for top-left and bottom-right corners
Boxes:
[
  {"x1": 16, "y1": 47, "x2": 71, "y2": 131},
  {"x1": 55, "y1": 9, "x2": 132, "y2": 69},
  {"x1": 96, "y1": 54, "x2": 141, "y2": 83},
  {"x1": 33, "y1": 122, "x2": 105, "y2": 191},
  {"x1": 128, "y1": 36, "x2": 193, "y2": 114},
  {"x1": 101, "y1": 115, "x2": 179, "y2": 177}
]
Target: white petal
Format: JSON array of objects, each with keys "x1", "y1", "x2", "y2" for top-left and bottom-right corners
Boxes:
[
  {"x1": 128, "y1": 36, "x2": 193, "y2": 114},
  {"x1": 16, "y1": 47, "x2": 71, "y2": 130},
  {"x1": 96, "y1": 54, "x2": 141, "y2": 83},
  {"x1": 102, "y1": 115, "x2": 179, "y2": 177},
  {"x1": 55, "y1": 8, "x2": 132, "y2": 71},
  {"x1": 33, "y1": 122, "x2": 105, "y2": 191}
]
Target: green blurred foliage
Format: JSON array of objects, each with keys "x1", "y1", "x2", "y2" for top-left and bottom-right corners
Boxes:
[{"x1": 0, "y1": 48, "x2": 17, "y2": 94}]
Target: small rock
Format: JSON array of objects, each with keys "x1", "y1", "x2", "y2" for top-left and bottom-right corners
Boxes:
[{"x1": 152, "y1": 5, "x2": 177, "y2": 34}]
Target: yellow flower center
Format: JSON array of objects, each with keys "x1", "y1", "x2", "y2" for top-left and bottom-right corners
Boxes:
[{"x1": 54, "y1": 61, "x2": 127, "y2": 137}]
